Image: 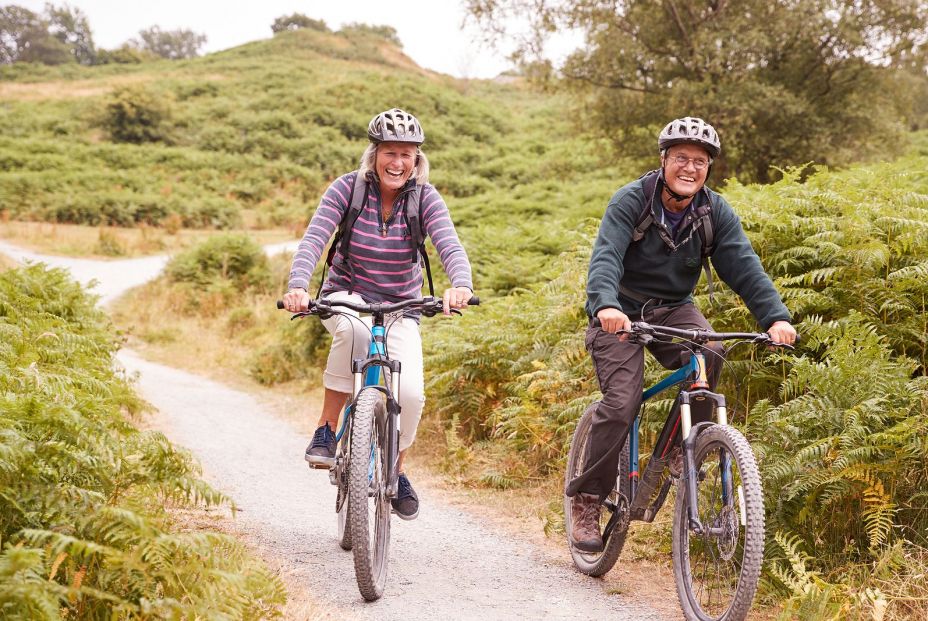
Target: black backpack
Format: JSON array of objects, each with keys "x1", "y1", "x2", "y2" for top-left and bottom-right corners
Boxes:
[
  {"x1": 317, "y1": 171, "x2": 433, "y2": 297},
  {"x1": 625, "y1": 169, "x2": 716, "y2": 302}
]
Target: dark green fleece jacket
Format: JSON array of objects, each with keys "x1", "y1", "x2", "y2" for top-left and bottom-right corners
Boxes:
[{"x1": 586, "y1": 175, "x2": 791, "y2": 330}]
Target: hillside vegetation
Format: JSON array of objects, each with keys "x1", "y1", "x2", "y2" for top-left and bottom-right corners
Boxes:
[
  {"x1": 0, "y1": 26, "x2": 627, "y2": 293},
  {"x1": 0, "y1": 265, "x2": 284, "y2": 618},
  {"x1": 4, "y1": 25, "x2": 928, "y2": 619}
]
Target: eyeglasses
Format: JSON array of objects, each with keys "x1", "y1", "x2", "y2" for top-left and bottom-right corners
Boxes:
[{"x1": 669, "y1": 154, "x2": 711, "y2": 170}]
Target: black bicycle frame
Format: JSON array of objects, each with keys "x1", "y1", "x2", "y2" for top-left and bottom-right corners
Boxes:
[{"x1": 602, "y1": 347, "x2": 731, "y2": 540}]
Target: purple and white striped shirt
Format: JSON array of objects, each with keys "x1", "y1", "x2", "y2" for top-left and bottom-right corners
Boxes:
[{"x1": 288, "y1": 171, "x2": 473, "y2": 302}]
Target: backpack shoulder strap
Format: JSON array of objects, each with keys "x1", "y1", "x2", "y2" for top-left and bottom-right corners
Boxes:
[
  {"x1": 693, "y1": 187, "x2": 715, "y2": 258},
  {"x1": 317, "y1": 172, "x2": 367, "y2": 296},
  {"x1": 693, "y1": 188, "x2": 717, "y2": 303},
  {"x1": 631, "y1": 170, "x2": 661, "y2": 242},
  {"x1": 333, "y1": 172, "x2": 368, "y2": 265},
  {"x1": 404, "y1": 184, "x2": 434, "y2": 297}
]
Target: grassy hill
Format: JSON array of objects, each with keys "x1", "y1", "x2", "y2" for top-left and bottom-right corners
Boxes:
[{"x1": 0, "y1": 26, "x2": 629, "y2": 293}]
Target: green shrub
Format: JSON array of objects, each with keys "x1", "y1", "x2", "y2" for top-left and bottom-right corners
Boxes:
[
  {"x1": 166, "y1": 233, "x2": 272, "y2": 290},
  {"x1": 0, "y1": 265, "x2": 285, "y2": 618},
  {"x1": 100, "y1": 85, "x2": 174, "y2": 144}
]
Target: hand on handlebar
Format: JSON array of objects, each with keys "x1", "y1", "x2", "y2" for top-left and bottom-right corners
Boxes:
[
  {"x1": 766, "y1": 320, "x2": 798, "y2": 348},
  {"x1": 443, "y1": 286, "x2": 474, "y2": 316},
  {"x1": 282, "y1": 288, "x2": 310, "y2": 312},
  {"x1": 596, "y1": 308, "x2": 632, "y2": 340}
]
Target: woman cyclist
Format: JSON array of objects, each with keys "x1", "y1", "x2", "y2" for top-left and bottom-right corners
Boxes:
[{"x1": 282, "y1": 108, "x2": 474, "y2": 520}]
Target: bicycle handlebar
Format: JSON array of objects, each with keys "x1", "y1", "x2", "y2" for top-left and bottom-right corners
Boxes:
[
  {"x1": 276, "y1": 295, "x2": 480, "y2": 317},
  {"x1": 591, "y1": 319, "x2": 797, "y2": 348}
]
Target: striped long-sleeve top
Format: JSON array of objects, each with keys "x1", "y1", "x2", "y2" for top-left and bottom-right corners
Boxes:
[{"x1": 288, "y1": 171, "x2": 473, "y2": 302}]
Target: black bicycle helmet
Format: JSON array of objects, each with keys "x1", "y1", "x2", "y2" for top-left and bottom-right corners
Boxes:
[
  {"x1": 367, "y1": 108, "x2": 425, "y2": 145},
  {"x1": 658, "y1": 117, "x2": 721, "y2": 158}
]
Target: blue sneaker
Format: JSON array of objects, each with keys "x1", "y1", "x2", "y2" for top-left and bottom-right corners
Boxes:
[
  {"x1": 305, "y1": 424, "x2": 335, "y2": 468},
  {"x1": 391, "y1": 473, "x2": 419, "y2": 520}
]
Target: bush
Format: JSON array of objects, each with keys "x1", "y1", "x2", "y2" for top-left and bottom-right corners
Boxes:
[
  {"x1": 271, "y1": 13, "x2": 329, "y2": 34},
  {"x1": 100, "y1": 84, "x2": 173, "y2": 144},
  {"x1": 166, "y1": 233, "x2": 272, "y2": 290},
  {"x1": 0, "y1": 264, "x2": 285, "y2": 618}
]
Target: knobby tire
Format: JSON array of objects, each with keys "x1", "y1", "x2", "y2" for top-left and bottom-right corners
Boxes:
[
  {"x1": 336, "y1": 421, "x2": 352, "y2": 550},
  {"x1": 672, "y1": 425, "x2": 764, "y2": 621},
  {"x1": 347, "y1": 387, "x2": 390, "y2": 601},
  {"x1": 564, "y1": 402, "x2": 631, "y2": 577}
]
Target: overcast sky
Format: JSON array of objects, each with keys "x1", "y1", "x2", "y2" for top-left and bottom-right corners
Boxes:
[{"x1": 15, "y1": 0, "x2": 581, "y2": 79}]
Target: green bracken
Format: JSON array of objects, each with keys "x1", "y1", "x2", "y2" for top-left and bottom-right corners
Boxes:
[{"x1": 0, "y1": 265, "x2": 284, "y2": 619}]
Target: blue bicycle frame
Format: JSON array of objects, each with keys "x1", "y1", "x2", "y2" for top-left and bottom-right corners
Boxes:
[
  {"x1": 617, "y1": 347, "x2": 733, "y2": 534},
  {"x1": 333, "y1": 323, "x2": 387, "y2": 444}
]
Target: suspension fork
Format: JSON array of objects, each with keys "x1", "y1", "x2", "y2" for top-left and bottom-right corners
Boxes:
[
  {"x1": 352, "y1": 322, "x2": 403, "y2": 497},
  {"x1": 681, "y1": 388, "x2": 731, "y2": 534}
]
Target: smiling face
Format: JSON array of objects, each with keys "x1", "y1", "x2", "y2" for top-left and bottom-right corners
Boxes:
[
  {"x1": 375, "y1": 142, "x2": 418, "y2": 193},
  {"x1": 661, "y1": 143, "x2": 711, "y2": 199}
]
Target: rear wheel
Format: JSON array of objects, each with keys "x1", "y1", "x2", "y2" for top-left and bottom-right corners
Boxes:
[
  {"x1": 347, "y1": 387, "x2": 391, "y2": 601},
  {"x1": 336, "y1": 463, "x2": 352, "y2": 551},
  {"x1": 672, "y1": 425, "x2": 764, "y2": 621},
  {"x1": 564, "y1": 402, "x2": 631, "y2": 577}
]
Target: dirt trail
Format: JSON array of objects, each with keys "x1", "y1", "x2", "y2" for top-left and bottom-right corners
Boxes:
[{"x1": 1, "y1": 240, "x2": 671, "y2": 620}]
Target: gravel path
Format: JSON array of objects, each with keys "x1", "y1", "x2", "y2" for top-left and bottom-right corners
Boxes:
[
  {"x1": 2, "y1": 239, "x2": 671, "y2": 620},
  {"x1": 117, "y1": 350, "x2": 668, "y2": 620}
]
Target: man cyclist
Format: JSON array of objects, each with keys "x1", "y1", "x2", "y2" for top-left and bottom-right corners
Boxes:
[{"x1": 565, "y1": 116, "x2": 797, "y2": 552}]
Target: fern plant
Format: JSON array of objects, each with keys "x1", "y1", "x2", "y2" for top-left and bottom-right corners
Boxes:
[{"x1": 0, "y1": 265, "x2": 285, "y2": 619}]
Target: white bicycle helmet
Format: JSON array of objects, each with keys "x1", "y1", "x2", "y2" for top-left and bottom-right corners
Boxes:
[
  {"x1": 367, "y1": 108, "x2": 425, "y2": 145},
  {"x1": 658, "y1": 117, "x2": 721, "y2": 158}
]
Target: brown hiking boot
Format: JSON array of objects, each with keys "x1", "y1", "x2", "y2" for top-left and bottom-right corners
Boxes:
[{"x1": 570, "y1": 492, "x2": 603, "y2": 553}]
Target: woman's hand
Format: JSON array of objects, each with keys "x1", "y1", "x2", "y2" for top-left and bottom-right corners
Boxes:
[
  {"x1": 282, "y1": 288, "x2": 310, "y2": 312},
  {"x1": 442, "y1": 286, "x2": 473, "y2": 315}
]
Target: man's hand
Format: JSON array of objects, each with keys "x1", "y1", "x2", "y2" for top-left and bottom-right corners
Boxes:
[
  {"x1": 597, "y1": 308, "x2": 631, "y2": 339},
  {"x1": 282, "y1": 288, "x2": 310, "y2": 312},
  {"x1": 442, "y1": 286, "x2": 473, "y2": 315},
  {"x1": 767, "y1": 320, "x2": 797, "y2": 346}
]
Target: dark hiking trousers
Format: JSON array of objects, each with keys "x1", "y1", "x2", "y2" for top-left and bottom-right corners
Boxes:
[{"x1": 565, "y1": 303, "x2": 725, "y2": 500}]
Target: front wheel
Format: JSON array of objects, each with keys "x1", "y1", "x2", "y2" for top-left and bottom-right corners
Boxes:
[
  {"x1": 564, "y1": 402, "x2": 631, "y2": 577},
  {"x1": 347, "y1": 387, "x2": 391, "y2": 601},
  {"x1": 672, "y1": 425, "x2": 764, "y2": 621}
]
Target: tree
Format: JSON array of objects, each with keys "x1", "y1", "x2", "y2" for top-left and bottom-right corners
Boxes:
[
  {"x1": 0, "y1": 5, "x2": 56, "y2": 64},
  {"x1": 1, "y1": 3, "x2": 94, "y2": 65},
  {"x1": 131, "y1": 26, "x2": 206, "y2": 60},
  {"x1": 466, "y1": 0, "x2": 928, "y2": 182},
  {"x1": 46, "y1": 2, "x2": 95, "y2": 64},
  {"x1": 271, "y1": 13, "x2": 329, "y2": 34}
]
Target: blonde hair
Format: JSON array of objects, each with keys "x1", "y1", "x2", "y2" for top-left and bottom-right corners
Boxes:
[{"x1": 358, "y1": 143, "x2": 430, "y2": 185}]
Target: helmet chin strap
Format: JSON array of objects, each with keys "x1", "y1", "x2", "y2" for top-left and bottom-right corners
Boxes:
[{"x1": 659, "y1": 167, "x2": 695, "y2": 203}]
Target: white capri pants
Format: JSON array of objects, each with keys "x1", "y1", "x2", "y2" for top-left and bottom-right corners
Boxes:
[{"x1": 321, "y1": 291, "x2": 425, "y2": 452}]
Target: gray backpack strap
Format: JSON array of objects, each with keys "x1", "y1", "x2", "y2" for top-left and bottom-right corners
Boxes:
[
  {"x1": 318, "y1": 171, "x2": 367, "y2": 296},
  {"x1": 632, "y1": 170, "x2": 661, "y2": 242},
  {"x1": 403, "y1": 185, "x2": 434, "y2": 297},
  {"x1": 693, "y1": 189, "x2": 716, "y2": 303}
]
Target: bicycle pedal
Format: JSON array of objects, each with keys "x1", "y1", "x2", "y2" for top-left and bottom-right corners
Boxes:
[{"x1": 305, "y1": 455, "x2": 335, "y2": 469}]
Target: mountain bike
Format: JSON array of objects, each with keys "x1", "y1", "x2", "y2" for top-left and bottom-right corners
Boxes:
[
  {"x1": 279, "y1": 295, "x2": 477, "y2": 601},
  {"x1": 565, "y1": 321, "x2": 794, "y2": 621}
]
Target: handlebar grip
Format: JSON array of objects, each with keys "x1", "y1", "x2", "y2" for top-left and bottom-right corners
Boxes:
[
  {"x1": 276, "y1": 300, "x2": 285, "y2": 310},
  {"x1": 591, "y1": 318, "x2": 601, "y2": 328},
  {"x1": 468, "y1": 296, "x2": 480, "y2": 306}
]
